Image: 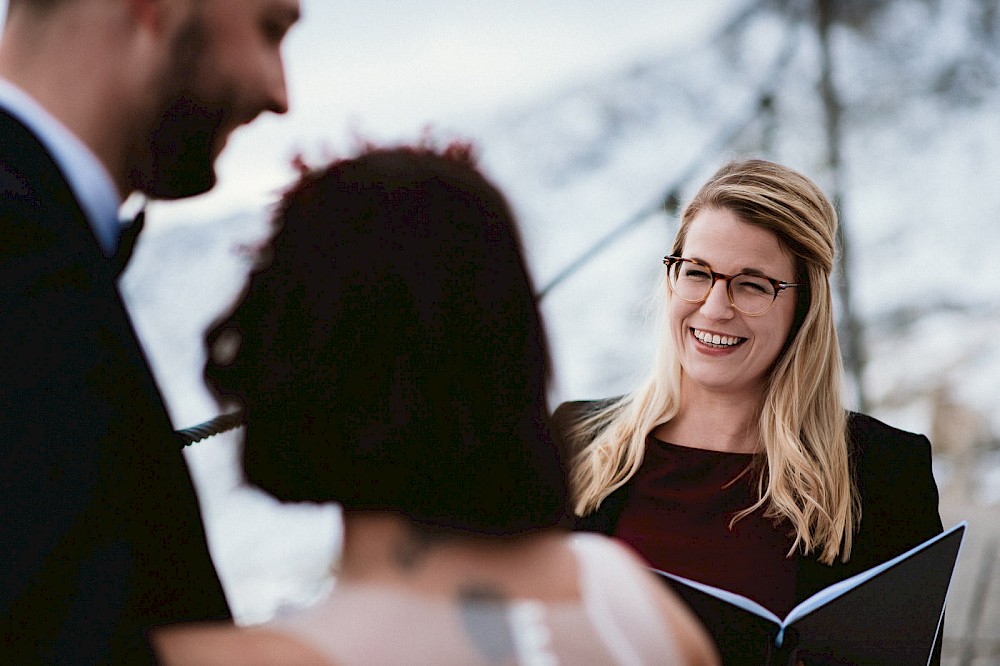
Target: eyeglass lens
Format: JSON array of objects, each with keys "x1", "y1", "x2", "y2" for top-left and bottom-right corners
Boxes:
[{"x1": 668, "y1": 259, "x2": 777, "y2": 315}]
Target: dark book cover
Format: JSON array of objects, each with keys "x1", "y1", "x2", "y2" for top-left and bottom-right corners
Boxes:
[{"x1": 654, "y1": 522, "x2": 966, "y2": 665}]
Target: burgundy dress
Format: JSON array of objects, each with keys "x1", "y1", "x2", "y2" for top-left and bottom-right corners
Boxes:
[{"x1": 613, "y1": 435, "x2": 798, "y2": 616}]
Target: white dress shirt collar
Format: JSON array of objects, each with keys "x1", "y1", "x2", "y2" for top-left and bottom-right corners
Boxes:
[{"x1": 0, "y1": 79, "x2": 123, "y2": 257}]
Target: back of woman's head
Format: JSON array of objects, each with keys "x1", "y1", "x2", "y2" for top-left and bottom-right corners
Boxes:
[{"x1": 207, "y1": 142, "x2": 567, "y2": 535}]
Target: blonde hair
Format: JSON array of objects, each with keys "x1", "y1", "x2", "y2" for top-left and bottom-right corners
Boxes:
[{"x1": 569, "y1": 159, "x2": 858, "y2": 565}]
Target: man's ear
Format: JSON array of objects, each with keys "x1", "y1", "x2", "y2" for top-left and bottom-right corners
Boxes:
[{"x1": 126, "y1": 0, "x2": 189, "y2": 37}]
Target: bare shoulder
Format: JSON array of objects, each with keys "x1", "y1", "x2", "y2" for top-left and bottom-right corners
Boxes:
[
  {"x1": 151, "y1": 621, "x2": 333, "y2": 666},
  {"x1": 576, "y1": 535, "x2": 721, "y2": 666},
  {"x1": 640, "y1": 566, "x2": 721, "y2": 665}
]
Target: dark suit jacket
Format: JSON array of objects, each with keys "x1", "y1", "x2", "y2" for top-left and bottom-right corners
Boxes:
[
  {"x1": 553, "y1": 399, "x2": 945, "y2": 663},
  {"x1": 0, "y1": 111, "x2": 230, "y2": 664}
]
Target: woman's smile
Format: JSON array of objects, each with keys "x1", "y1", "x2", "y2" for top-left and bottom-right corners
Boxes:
[
  {"x1": 669, "y1": 207, "x2": 797, "y2": 396},
  {"x1": 691, "y1": 327, "x2": 746, "y2": 349}
]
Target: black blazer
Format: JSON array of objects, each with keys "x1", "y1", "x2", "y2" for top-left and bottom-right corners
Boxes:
[
  {"x1": 553, "y1": 400, "x2": 945, "y2": 661},
  {"x1": 0, "y1": 111, "x2": 230, "y2": 664}
]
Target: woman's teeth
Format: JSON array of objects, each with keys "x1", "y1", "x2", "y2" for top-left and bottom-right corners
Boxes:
[{"x1": 693, "y1": 329, "x2": 743, "y2": 347}]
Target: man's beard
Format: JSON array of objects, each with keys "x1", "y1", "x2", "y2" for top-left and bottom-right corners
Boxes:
[
  {"x1": 130, "y1": 12, "x2": 230, "y2": 200},
  {"x1": 142, "y1": 93, "x2": 227, "y2": 199}
]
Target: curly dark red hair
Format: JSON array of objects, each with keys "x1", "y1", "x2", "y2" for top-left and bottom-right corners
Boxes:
[{"x1": 206, "y1": 141, "x2": 567, "y2": 535}]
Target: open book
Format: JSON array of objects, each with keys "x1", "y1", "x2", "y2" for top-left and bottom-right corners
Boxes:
[{"x1": 653, "y1": 522, "x2": 966, "y2": 666}]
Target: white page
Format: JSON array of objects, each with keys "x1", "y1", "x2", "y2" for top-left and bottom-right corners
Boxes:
[{"x1": 657, "y1": 572, "x2": 782, "y2": 625}]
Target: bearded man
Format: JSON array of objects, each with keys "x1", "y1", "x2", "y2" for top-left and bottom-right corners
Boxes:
[{"x1": 0, "y1": 0, "x2": 300, "y2": 662}]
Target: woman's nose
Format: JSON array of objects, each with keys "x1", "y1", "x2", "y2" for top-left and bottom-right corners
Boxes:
[{"x1": 699, "y1": 278, "x2": 735, "y2": 319}]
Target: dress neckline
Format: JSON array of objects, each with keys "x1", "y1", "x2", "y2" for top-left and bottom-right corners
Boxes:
[{"x1": 648, "y1": 434, "x2": 760, "y2": 457}]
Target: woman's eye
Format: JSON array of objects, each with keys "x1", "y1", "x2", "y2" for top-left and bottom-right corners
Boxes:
[{"x1": 736, "y1": 279, "x2": 771, "y2": 295}]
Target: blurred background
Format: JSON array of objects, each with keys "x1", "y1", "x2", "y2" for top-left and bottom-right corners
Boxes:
[{"x1": 4, "y1": 0, "x2": 999, "y2": 657}]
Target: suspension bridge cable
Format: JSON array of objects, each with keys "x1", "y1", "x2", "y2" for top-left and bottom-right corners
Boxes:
[{"x1": 536, "y1": 19, "x2": 803, "y2": 301}]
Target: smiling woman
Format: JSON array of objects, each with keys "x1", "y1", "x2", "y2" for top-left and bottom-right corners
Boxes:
[
  {"x1": 664, "y1": 207, "x2": 799, "y2": 401},
  {"x1": 552, "y1": 158, "x2": 945, "y2": 664}
]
